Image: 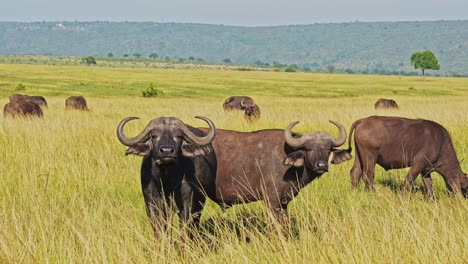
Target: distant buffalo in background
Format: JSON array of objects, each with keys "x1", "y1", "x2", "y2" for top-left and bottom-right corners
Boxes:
[
  {"x1": 9, "y1": 94, "x2": 48, "y2": 108},
  {"x1": 374, "y1": 98, "x2": 398, "y2": 109},
  {"x1": 3, "y1": 100, "x2": 43, "y2": 118},
  {"x1": 66, "y1": 96, "x2": 89, "y2": 111},
  {"x1": 223, "y1": 96, "x2": 261, "y2": 122}
]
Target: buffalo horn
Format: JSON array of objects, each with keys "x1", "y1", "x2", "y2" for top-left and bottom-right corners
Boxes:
[
  {"x1": 284, "y1": 121, "x2": 306, "y2": 148},
  {"x1": 328, "y1": 120, "x2": 347, "y2": 147},
  {"x1": 116, "y1": 117, "x2": 158, "y2": 146},
  {"x1": 179, "y1": 116, "x2": 216, "y2": 146}
]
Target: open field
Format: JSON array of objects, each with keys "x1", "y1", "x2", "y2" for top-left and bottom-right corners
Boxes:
[{"x1": 0, "y1": 63, "x2": 467, "y2": 263}]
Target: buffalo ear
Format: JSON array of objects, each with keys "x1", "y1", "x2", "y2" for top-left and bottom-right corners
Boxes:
[
  {"x1": 181, "y1": 141, "x2": 211, "y2": 157},
  {"x1": 331, "y1": 149, "x2": 352, "y2": 164},
  {"x1": 284, "y1": 151, "x2": 305, "y2": 167},
  {"x1": 125, "y1": 143, "x2": 152, "y2": 156}
]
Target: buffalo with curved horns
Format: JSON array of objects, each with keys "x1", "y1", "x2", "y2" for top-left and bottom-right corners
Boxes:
[
  {"x1": 199, "y1": 120, "x2": 346, "y2": 217},
  {"x1": 374, "y1": 98, "x2": 398, "y2": 109},
  {"x1": 66, "y1": 96, "x2": 89, "y2": 110},
  {"x1": 3, "y1": 100, "x2": 43, "y2": 118},
  {"x1": 332, "y1": 116, "x2": 468, "y2": 199},
  {"x1": 117, "y1": 116, "x2": 216, "y2": 236},
  {"x1": 223, "y1": 96, "x2": 261, "y2": 122}
]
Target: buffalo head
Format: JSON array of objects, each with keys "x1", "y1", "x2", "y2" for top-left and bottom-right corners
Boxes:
[
  {"x1": 117, "y1": 116, "x2": 216, "y2": 164},
  {"x1": 283, "y1": 120, "x2": 346, "y2": 174}
]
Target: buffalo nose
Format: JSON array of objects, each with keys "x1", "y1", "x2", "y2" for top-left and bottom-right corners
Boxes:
[
  {"x1": 159, "y1": 145, "x2": 175, "y2": 154},
  {"x1": 315, "y1": 161, "x2": 328, "y2": 170}
]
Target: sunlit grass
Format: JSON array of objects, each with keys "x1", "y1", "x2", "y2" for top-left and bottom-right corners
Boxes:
[{"x1": 0, "y1": 64, "x2": 467, "y2": 263}]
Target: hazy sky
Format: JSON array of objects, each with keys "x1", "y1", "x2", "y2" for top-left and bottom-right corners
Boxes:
[{"x1": 1, "y1": 0, "x2": 467, "y2": 26}]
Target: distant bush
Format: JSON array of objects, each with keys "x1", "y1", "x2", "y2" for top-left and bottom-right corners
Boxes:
[
  {"x1": 141, "y1": 83, "x2": 164, "y2": 97},
  {"x1": 284, "y1": 67, "x2": 297, "y2": 72},
  {"x1": 15, "y1": 83, "x2": 26, "y2": 91},
  {"x1": 237, "y1": 67, "x2": 253, "y2": 71}
]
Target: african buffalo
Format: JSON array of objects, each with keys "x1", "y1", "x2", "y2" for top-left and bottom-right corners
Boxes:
[
  {"x1": 117, "y1": 116, "x2": 216, "y2": 236},
  {"x1": 374, "y1": 98, "x2": 398, "y2": 109},
  {"x1": 9, "y1": 94, "x2": 48, "y2": 108},
  {"x1": 223, "y1": 96, "x2": 261, "y2": 122},
  {"x1": 3, "y1": 100, "x2": 43, "y2": 118},
  {"x1": 332, "y1": 116, "x2": 468, "y2": 199},
  {"x1": 199, "y1": 120, "x2": 346, "y2": 217},
  {"x1": 66, "y1": 96, "x2": 89, "y2": 110}
]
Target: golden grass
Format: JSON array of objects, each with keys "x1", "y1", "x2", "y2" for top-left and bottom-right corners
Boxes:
[{"x1": 0, "y1": 65, "x2": 467, "y2": 263}]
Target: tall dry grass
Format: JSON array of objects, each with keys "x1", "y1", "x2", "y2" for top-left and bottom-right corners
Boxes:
[{"x1": 0, "y1": 93, "x2": 467, "y2": 263}]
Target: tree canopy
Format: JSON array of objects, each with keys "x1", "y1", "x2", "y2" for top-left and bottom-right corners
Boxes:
[{"x1": 410, "y1": 50, "x2": 440, "y2": 77}]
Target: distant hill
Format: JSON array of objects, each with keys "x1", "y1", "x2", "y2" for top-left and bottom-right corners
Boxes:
[{"x1": 0, "y1": 21, "x2": 467, "y2": 75}]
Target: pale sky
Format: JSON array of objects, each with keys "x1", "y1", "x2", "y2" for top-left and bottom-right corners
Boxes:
[{"x1": 1, "y1": 0, "x2": 467, "y2": 26}]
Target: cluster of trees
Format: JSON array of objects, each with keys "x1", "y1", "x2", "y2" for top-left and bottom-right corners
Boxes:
[{"x1": 80, "y1": 50, "x2": 443, "y2": 77}]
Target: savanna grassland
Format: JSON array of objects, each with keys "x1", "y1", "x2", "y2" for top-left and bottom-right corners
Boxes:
[{"x1": 0, "y1": 63, "x2": 467, "y2": 263}]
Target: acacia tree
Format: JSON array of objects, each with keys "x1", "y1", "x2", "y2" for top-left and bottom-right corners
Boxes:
[
  {"x1": 410, "y1": 50, "x2": 440, "y2": 78},
  {"x1": 82, "y1": 56, "x2": 96, "y2": 66}
]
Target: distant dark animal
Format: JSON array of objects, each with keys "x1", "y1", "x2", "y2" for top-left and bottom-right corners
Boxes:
[
  {"x1": 199, "y1": 120, "x2": 346, "y2": 217},
  {"x1": 223, "y1": 96, "x2": 261, "y2": 122},
  {"x1": 116, "y1": 116, "x2": 216, "y2": 237},
  {"x1": 374, "y1": 98, "x2": 398, "y2": 109},
  {"x1": 66, "y1": 96, "x2": 89, "y2": 110},
  {"x1": 9, "y1": 94, "x2": 48, "y2": 108},
  {"x1": 332, "y1": 116, "x2": 468, "y2": 199},
  {"x1": 3, "y1": 100, "x2": 43, "y2": 118}
]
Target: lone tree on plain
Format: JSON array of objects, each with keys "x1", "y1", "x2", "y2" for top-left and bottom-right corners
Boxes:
[
  {"x1": 410, "y1": 50, "x2": 440, "y2": 78},
  {"x1": 82, "y1": 56, "x2": 96, "y2": 66},
  {"x1": 149, "y1": 53, "x2": 158, "y2": 59}
]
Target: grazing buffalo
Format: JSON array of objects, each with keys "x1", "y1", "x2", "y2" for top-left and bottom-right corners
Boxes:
[
  {"x1": 66, "y1": 96, "x2": 89, "y2": 110},
  {"x1": 374, "y1": 98, "x2": 398, "y2": 109},
  {"x1": 3, "y1": 100, "x2": 43, "y2": 118},
  {"x1": 117, "y1": 116, "x2": 216, "y2": 236},
  {"x1": 223, "y1": 96, "x2": 261, "y2": 122},
  {"x1": 9, "y1": 94, "x2": 48, "y2": 108},
  {"x1": 199, "y1": 120, "x2": 346, "y2": 217},
  {"x1": 332, "y1": 116, "x2": 468, "y2": 199}
]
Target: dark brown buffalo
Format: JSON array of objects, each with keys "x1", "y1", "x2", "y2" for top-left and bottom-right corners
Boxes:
[
  {"x1": 66, "y1": 96, "x2": 89, "y2": 110},
  {"x1": 9, "y1": 94, "x2": 48, "y2": 108},
  {"x1": 117, "y1": 116, "x2": 216, "y2": 237},
  {"x1": 333, "y1": 116, "x2": 468, "y2": 199},
  {"x1": 374, "y1": 98, "x2": 398, "y2": 109},
  {"x1": 223, "y1": 96, "x2": 261, "y2": 122},
  {"x1": 3, "y1": 100, "x2": 43, "y2": 118},
  {"x1": 199, "y1": 120, "x2": 346, "y2": 217}
]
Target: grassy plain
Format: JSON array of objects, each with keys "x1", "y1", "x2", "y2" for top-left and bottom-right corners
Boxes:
[{"x1": 0, "y1": 63, "x2": 467, "y2": 263}]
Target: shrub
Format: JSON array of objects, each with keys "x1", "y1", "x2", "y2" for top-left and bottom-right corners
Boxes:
[
  {"x1": 284, "y1": 67, "x2": 297, "y2": 72},
  {"x1": 141, "y1": 83, "x2": 164, "y2": 97},
  {"x1": 15, "y1": 83, "x2": 26, "y2": 91}
]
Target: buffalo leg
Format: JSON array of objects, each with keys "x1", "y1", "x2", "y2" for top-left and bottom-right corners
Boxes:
[
  {"x1": 175, "y1": 181, "x2": 206, "y2": 239},
  {"x1": 350, "y1": 155, "x2": 363, "y2": 188},
  {"x1": 402, "y1": 162, "x2": 426, "y2": 194},
  {"x1": 142, "y1": 180, "x2": 172, "y2": 238},
  {"x1": 421, "y1": 171, "x2": 435, "y2": 200},
  {"x1": 360, "y1": 155, "x2": 376, "y2": 191}
]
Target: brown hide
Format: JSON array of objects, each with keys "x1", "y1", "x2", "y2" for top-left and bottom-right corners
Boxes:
[
  {"x1": 3, "y1": 100, "x2": 43, "y2": 118},
  {"x1": 199, "y1": 123, "x2": 345, "y2": 214},
  {"x1": 374, "y1": 98, "x2": 398, "y2": 109},
  {"x1": 66, "y1": 96, "x2": 89, "y2": 110},
  {"x1": 223, "y1": 96, "x2": 261, "y2": 122},
  {"x1": 9, "y1": 94, "x2": 48, "y2": 108},
  {"x1": 333, "y1": 116, "x2": 467, "y2": 198}
]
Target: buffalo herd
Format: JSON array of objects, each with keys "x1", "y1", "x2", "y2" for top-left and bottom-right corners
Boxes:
[
  {"x1": 3, "y1": 91, "x2": 467, "y2": 237},
  {"x1": 117, "y1": 97, "x2": 468, "y2": 235},
  {"x1": 3, "y1": 94, "x2": 89, "y2": 117}
]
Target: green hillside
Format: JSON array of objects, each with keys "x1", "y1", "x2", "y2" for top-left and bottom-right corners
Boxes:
[{"x1": 0, "y1": 21, "x2": 467, "y2": 75}]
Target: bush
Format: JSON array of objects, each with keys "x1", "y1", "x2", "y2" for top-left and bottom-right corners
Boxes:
[
  {"x1": 15, "y1": 83, "x2": 26, "y2": 91},
  {"x1": 141, "y1": 83, "x2": 164, "y2": 97},
  {"x1": 284, "y1": 67, "x2": 297, "y2": 72}
]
